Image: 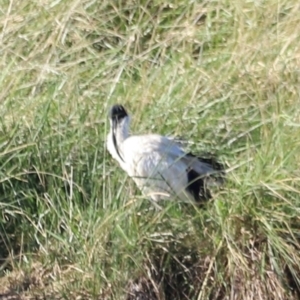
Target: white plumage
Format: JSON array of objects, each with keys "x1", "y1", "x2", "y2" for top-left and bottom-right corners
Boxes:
[{"x1": 107, "y1": 104, "x2": 224, "y2": 203}]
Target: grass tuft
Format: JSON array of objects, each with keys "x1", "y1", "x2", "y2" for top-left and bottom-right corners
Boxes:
[{"x1": 1, "y1": 0, "x2": 300, "y2": 299}]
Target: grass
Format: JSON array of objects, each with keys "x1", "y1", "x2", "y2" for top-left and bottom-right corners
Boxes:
[{"x1": 0, "y1": 0, "x2": 300, "y2": 299}]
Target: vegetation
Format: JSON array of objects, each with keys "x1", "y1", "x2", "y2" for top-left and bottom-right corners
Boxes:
[{"x1": 0, "y1": 0, "x2": 300, "y2": 299}]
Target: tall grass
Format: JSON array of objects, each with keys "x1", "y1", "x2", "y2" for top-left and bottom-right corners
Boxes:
[{"x1": 0, "y1": 0, "x2": 300, "y2": 299}]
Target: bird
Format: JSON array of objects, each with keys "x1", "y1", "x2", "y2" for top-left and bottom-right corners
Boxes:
[{"x1": 106, "y1": 104, "x2": 224, "y2": 204}]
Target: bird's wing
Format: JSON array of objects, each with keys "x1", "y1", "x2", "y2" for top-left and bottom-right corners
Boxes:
[
  {"x1": 121, "y1": 135, "x2": 191, "y2": 200},
  {"x1": 144, "y1": 135, "x2": 221, "y2": 175},
  {"x1": 121, "y1": 134, "x2": 224, "y2": 201}
]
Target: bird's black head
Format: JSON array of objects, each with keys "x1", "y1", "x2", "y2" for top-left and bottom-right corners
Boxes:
[{"x1": 109, "y1": 104, "x2": 128, "y2": 122}]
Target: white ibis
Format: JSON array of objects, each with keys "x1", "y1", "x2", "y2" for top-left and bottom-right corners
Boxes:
[{"x1": 107, "y1": 104, "x2": 224, "y2": 203}]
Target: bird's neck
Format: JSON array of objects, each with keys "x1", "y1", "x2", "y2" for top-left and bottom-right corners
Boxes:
[
  {"x1": 108, "y1": 117, "x2": 130, "y2": 163},
  {"x1": 114, "y1": 118, "x2": 130, "y2": 144}
]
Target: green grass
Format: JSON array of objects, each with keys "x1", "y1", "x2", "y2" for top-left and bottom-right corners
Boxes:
[{"x1": 0, "y1": 0, "x2": 300, "y2": 299}]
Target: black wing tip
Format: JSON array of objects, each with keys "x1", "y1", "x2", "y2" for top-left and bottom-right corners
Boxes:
[
  {"x1": 187, "y1": 152, "x2": 225, "y2": 172},
  {"x1": 109, "y1": 104, "x2": 128, "y2": 120},
  {"x1": 186, "y1": 152, "x2": 225, "y2": 203},
  {"x1": 186, "y1": 168, "x2": 212, "y2": 202},
  {"x1": 198, "y1": 157, "x2": 225, "y2": 172}
]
